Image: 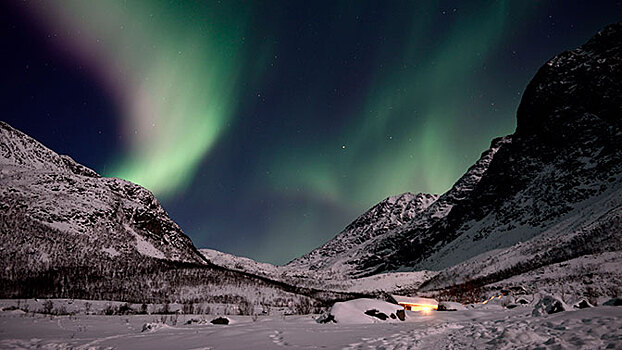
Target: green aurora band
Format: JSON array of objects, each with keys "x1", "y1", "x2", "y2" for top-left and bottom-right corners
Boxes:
[
  {"x1": 30, "y1": 1, "x2": 265, "y2": 196},
  {"x1": 265, "y1": 1, "x2": 522, "y2": 207},
  {"x1": 234, "y1": 1, "x2": 538, "y2": 263},
  {"x1": 25, "y1": 1, "x2": 546, "y2": 263}
]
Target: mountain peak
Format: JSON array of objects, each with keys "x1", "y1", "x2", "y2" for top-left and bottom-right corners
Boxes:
[
  {"x1": 0, "y1": 121, "x2": 99, "y2": 177},
  {"x1": 516, "y1": 22, "x2": 622, "y2": 139},
  {"x1": 287, "y1": 191, "x2": 439, "y2": 271}
]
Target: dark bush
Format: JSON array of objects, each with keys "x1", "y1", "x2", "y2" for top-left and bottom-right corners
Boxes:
[{"x1": 315, "y1": 313, "x2": 335, "y2": 324}]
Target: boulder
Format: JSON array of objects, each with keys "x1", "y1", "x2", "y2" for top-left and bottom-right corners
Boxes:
[
  {"x1": 315, "y1": 313, "x2": 336, "y2": 324},
  {"x1": 330, "y1": 298, "x2": 404, "y2": 324},
  {"x1": 603, "y1": 297, "x2": 622, "y2": 306},
  {"x1": 532, "y1": 296, "x2": 568, "y2": 316},
  {"x1": 573, "y1": 299, "x2": 593, "y2": 309},
  {"x1": 141, "y1": 323, "x2": 167, "y2": 332},
  {"x1": 185, "y1": 318, "x2": 205, "y2": 325},
  {"x1": 364, "y1": 309, "x2": 388, "y2": 320},
  {"x1": 210, "y1": 317, "x2": 229, "y2": 325},
  {"x1": 396, "y1": 309, "x2": 405, "y2": 321}
]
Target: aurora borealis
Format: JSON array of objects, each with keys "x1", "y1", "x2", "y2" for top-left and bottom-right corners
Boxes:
[
  {"x1": 21, "y1": 1, "x2": 264, "y2": 197},
  {"x1": 3, "y1": 1, "x2": 621, "y2": 264}
]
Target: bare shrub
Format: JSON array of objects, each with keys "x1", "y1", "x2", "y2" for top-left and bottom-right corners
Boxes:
[
  {"x1": 182, "y1": 301, "x2": 194, "y2": 315},
  {"x1": 438, "y1": 279, "x2": 484, "y2": 304},
  {"x1": 118, "y1": 303, "x2": 134, "y2": 315},
  {"x1": 42, "y1": 300, "x2": 54, "y2": 314},
  {"x1": 103, "y1": 304, "x2": 117, "y2": 315},
  {"x1": 155, "y1": 303, "x2": 172, "y2": 315},
  {"x1": 53, "y1": 305, "x2": 69, "y2": 315},
  {"x1": 292, "y1": 298, "x2": 313, "y2": 315},
  {"x1": 238, "y1": 299, "x2": 254, "y2": 316}
]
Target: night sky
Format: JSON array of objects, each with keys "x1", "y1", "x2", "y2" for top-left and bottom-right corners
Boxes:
[{"x1": 2, "y1": 1, "x2": 620, "y2": 264}]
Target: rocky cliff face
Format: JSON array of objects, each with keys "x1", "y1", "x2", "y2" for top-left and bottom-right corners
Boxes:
[
  {"x1": 291, "y1": 23, "x2": 622, "y2": 279},
  {"x1": 417, "y1": 23, "x2": 622, "y2": 291}
]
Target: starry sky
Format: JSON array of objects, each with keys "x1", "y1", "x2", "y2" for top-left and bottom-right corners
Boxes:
[{"x1": 2, "y1": 1, "x2": 620, "y2": 264}]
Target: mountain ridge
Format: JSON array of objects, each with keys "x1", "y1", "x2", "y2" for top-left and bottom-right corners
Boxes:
[{"x1": 289, "y1": 23, "x2": 622, "y2": 280}]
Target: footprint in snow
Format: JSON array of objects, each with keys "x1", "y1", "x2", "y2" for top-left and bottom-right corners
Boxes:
[{"x1": 269, "y1": 330, "x2": 288, "y2": 346}]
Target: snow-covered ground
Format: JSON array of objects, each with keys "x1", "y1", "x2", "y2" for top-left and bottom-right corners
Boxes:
[
  {"x1": 484, "y1": 251, "x2": 622, "y2": 303},
  {"x1": 1, "y1": 301, "x2": 621, "y2": 349}
]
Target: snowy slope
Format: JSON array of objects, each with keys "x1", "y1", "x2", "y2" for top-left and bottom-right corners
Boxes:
[
  {"x1": 289, "y1": 23, "x2": 622, "y2": 281},
  {"x1": 418, "y1": 185, "x2": 622, "y2": 292},
  {"x1": 199, "y1": 248, "x2": 436, "y2": 294},
  {"x1": 483, "y1": 251, "x2": 622, "y2": 304},
  {"x1": 200, "y1": 248, "x2": 284, "y2": 278},
  {"x1": 0, "y1": 121, "x2": 205, "y2": 265}
]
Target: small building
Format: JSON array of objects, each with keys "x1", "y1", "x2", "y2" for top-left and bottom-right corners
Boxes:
[{"x1": 392, "y1": 295, "x2": 438, "y2": 311}]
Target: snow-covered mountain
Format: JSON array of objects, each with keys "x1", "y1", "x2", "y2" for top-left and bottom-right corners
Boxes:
[
  {"x1": 288, "y1": 136, "x2": 511, "y2": 277},
  {"x1": 0, "y1": 120, "x2": 205, "y2": 266},
  {"x1": 289, "y1": 23, "x2": 622, "y2": 283},
  {"x1": 0, "y1": 122, "x2": 360, "y2": 308},
  {"x1": 287, "y1": 192, "x2": 439, "y2": 274}
]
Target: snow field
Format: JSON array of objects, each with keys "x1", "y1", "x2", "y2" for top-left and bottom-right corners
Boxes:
[{"x1": 1, "y1": 301, "x2": 621, "y2": 349}]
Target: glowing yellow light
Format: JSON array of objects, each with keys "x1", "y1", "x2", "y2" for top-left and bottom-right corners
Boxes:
[
  {"x1": 482, "y1": 295, "x2": 502, "y2": 304},
  {"x1": 399, "y1": 303, "x2": 438, "y2": 312}
]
